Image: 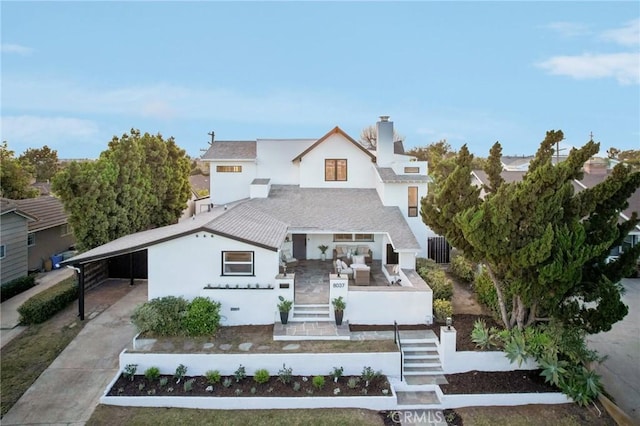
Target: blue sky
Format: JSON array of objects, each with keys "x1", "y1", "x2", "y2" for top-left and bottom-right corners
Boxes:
[{"x1": 1, "y1": 2, "x2": 638, "y2": 160}]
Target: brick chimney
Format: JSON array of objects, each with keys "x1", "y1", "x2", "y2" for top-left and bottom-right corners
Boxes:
[{"x1": 376, "y1": 115, "x2": 394, "y2": 166}]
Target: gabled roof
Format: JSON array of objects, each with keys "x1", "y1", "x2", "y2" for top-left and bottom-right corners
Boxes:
[
  {"x1": 292, "y1": 127, "x2": 376, "y2": 162},
  {"x1": 376, "y1": 167, "x2": 430, "y2": 184},
  {"x1": 0, "y1": 198, "x2": 37, "y2": 221},
  {"x1": 13, "y1": 196, "x2": 69, "y2": 232},
  {"x1": 189, "y1": 174, "x2": 210, "y2": 194},
  {"x1": 200, "y1": 141, "x2": 257, "y2": 161}
]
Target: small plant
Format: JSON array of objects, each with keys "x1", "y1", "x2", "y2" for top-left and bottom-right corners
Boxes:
[
  {"x1": 312, "y1": 375, "x2": 325, "y2": 390},
  {"x1": 361, "y1": 366, "x2": 379, "y2": 387},
  {"x1": 205, "y1": 369, "x2": 221, "y2": 384},
  {"x1": 254, "y1": 368, "x2": 270, "y2": 384},
  {"x1": 159, "y1": 377, "x2": 168, "y2": 387},
  {"x1": 174, "y1": 364, "x2": 188, "y2": 383},
  {"x1": 223, "y1": 378, "x2": 233, "y2": 388},
  {"x1": 330, "y1": 366, "x2": 344, "y2": 383},
  {"x1": 471, "y1": 319, "x2": 500, "y2": 350},
  {"x1": 267, "y1": 386, "x2": 274, "y2": 393},
  {"x1": 144, "y1": 366, "x2": 160, "y2": 381},
  {"x1": 333, "y1": 387, "x2": 341, "y2": 395},
  {"x1": 167, "y1": 387, "x2": 174, "y2": 393},
  {"x1": 361, "y1": 388, "x2": 368, "y2": 395},
  {"x1": 234, "y1": 364, "x2": 247, "y2": 382},
  {"x1": 123, "y1": 364, "x2": 138, "y2": 381},
  {"x1": 278, "y1": 363, "x2": 293, "y2": 384},
  {"x1": 347, "y1": 377, "x2": 359, "y2": 389},
  {"x1": 250, "y1": 387, "x2": 257, "y2": 394},
  {"x1": 292, "y1": 381, "x2": 301, "y2": 392},
  {"x1": 331, "y1": 296, "x2": 346, "y2": 311},
  {"x1": 184, "y1": 378, "x2": 195, "y2": 392},
  {"x1": 277, "y1": 296, "x2": 293, "y2": 313},
  {"x1": 318, "y1": 244, "x2": 329, "y2": 254},
  {"x1": 117, "y1": 387, "x2": 124, "y2": 395},
  {"x1": 147, "y1": 388, "x2": 156, "y2": 395},
  {"x1": 138, "y1": 382, "x2": 145, "y2": 391}
]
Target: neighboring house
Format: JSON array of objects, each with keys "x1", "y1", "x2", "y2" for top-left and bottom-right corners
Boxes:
[
  {"x1": 180, "y1": 174, "x2": 211, "y2": 221},
  {"x1": 13, "y1": 196, "x2": 76, "y2": 272},
  {"x1": 63, "y1": 116, "x2": 437, "y2": 326},
  {"x1": 0, "y1": 199, "x2": 36, "y2": 285}
]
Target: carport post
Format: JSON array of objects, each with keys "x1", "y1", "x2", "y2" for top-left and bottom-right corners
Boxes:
[
  {"x1": 129, "y1": 252, "x2": 134, "y2": 286},
  {"x1": 78, "y1": 263, "x2": 85, "y2": 321}
]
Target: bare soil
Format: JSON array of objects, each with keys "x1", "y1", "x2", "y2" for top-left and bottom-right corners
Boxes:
[
  {"x1": 107, "y1": 373, "x2": 392, "y2": 398},
  {"x1": 441, "y1": 370, "x2": 558, "y2": 394}
]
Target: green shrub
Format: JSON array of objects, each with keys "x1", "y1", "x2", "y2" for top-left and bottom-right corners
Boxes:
[
  {"x1": 312, "y1": 375, "x2": 325, "y2": 390},
  {"x1": 416, "y1": 257, "x2": 438, "y2": 272},
  {"x1": 151, "y1": 296, "x2": 189, "y2": 336},
  {"x1": 182, "y1": 297, "x2": 221, "y2": 336},
  {"x1": 423, "y1": 268, "x2": 453, "y2": 300},
  {"x1": 17, "y1": 278, "x2": 78, "y2": 324},
  {"x1": 131, "y1": 303, "x2": 162, "y2": 333},
  {"x1": 1, "y1": 275, "x2": 36, "y2": 302},
  {"x1": 450, "y1": 252, "x2": 475, "y2": 283},
  {"x1": 144, "y1": 367, "x2": 160, "y2": 381},
  {"x1": 234, "y1": 364, "x2": 247, "y2": 382},
  {"x1": 433, "y1": 299, "x2": 453, "y2": 323},
  {"x1": 205, "y1": 370, "x2": 221, "y2": 384},
  {"x1": 253, "y1": 369, "x2": 270, "y2": 384},
  {"x1": 474, "y1": 268, "x2": 499, "y2": 316}
]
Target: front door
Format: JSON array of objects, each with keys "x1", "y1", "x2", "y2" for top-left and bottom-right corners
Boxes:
[
  {"x1": 292, "y1": 234, "x2": 307, "y2": 260},
  {"x1": 386, "y1": 243, "x2": 399, "y2": 264}
]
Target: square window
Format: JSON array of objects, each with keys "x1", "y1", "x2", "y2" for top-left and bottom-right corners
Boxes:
[
  {"x1": 222, "y1": 251, "x2": 254, "y2": 276},
  {"x1": 27, "y1": 232, "x2": 36, "y2": 247},
  {"x1": 325, "y1": 159, "x2": 347, "y2": 181}
]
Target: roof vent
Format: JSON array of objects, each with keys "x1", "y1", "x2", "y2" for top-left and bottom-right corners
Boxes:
[{"x1": 379, "y1": 115, "x2": 390, "y2": 122}]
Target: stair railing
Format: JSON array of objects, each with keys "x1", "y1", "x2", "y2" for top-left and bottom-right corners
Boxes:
[{"x1": 394, "y1": 320, "x2": 403, "y2": 381}]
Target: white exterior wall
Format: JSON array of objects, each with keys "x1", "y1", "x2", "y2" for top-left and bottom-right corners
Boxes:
[
  {"x1": 147, "y1": 232, "x2": 279, "y2": 301},
  {"x1": 210, "y1": 161, "x2": 256, "y2": 204},
  {"x1": 255, "y1": 139, "x2": 313, "y2": 184},
  {"x1": 347, "y1": 288, "x2": 432, "y2": 325},
  {"x1": 298, "y1": 133, "x2": 376, "y2": 189}
]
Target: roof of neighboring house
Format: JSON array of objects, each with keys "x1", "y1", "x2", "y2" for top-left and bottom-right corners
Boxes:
[
  {"x1": 31, "y1": 182, "x2": 52, "y2": 196},
  {"x1": 63, "y1": 185, "x2": 421, "y2": 265},
  {"x1": 200, "y1": 140, "x2": 257, "y2": 160},
  {"x1": 0, "y1": 198, "x2": 37, "y2": 221},
  {"x1": 189, "y1": 174, "x2": 210, "y2": 194},
  {"x1": 14, "y1": 196, "x2": 69, "y2": 232},
  {"x1": 292, "y1": 127, "x2": 376, "y2": 162},
  {"x1": 376, "y1": 167, "x2": 430, "y2": 183}
]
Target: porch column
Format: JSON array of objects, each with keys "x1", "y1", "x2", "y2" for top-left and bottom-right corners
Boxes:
[{"x1": 78, "y1": 263, "x2": 85, "y2": 321}]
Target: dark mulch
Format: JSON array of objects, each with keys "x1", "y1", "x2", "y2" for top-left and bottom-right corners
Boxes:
[
  {"x1": 350, "y1": 314, "x2": 502, "y2": 352},
  {"x1": 107, "y1": 374, "x2": 392, "y2": 398},
  {"x1": 441, "y1": 369, "x2": 559, "y2": 394}
]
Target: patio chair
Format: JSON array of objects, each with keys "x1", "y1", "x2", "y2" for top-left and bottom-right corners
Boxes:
[{"x1": 281, "y1": 249, "x2": 298, "y2": 267}]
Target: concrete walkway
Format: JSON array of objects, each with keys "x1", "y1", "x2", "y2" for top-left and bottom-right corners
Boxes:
[
  {"x1": 1, "y1": 268, "x2": 75, "y2": 348},
  {"x1": 1, "y1": 281, "x2": 147, "y2": 425}
]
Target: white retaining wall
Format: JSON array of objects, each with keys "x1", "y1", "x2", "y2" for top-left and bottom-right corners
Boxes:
[
  {"x1": 440, "y1": 392, "x2": 572, "y2": 409},
  {"x1": 347, "y1": 289, "x2": 432, "y2": 325},
  {"x1": 120, "y1": 350, "x2": 401, "y2": 377}
]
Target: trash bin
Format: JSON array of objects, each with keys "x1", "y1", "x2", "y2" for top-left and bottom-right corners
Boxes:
[{"x1": 51, "y1": 254, "x2": 64, "y2": 269}]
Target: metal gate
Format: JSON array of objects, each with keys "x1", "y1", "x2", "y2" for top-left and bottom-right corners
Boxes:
[{"x1": 428, "y1": 237, "x2": 451, "y2": 264}]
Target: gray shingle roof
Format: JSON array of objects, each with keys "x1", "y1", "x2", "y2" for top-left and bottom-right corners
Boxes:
[
  {"x1": 376, "y1": 167, "x2": 430, "y2": 183},
  {"x1": 189, "y1": 174, "x2": 210, "y2": 193},
  {"x1": 201, "y1": 141, "x2": 256, "y2": 160},
  {"x1": 14, "y1": 196, "x2": 68, "y2": 232}
]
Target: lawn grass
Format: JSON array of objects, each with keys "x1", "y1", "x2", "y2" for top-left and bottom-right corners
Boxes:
[
  {"x1": 0, "y1": 277, "x2": 85, "y2": 416},
  {"x1": 87, "y1": 406, "x2": 385, "y2": 425}
]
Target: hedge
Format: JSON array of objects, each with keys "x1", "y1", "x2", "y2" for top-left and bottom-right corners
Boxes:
[
  {"x1": 0, "y1": 275, "x2": 36, "y2": 302},
  {"x1": 449, "y1": 252, "x2": 476, "y2": 283},
  {"x1": 17, "y1": 278, "x2": 78, "y2": 324},
  {"x1": 433, "y1": 299, "x2": 453, "y2": 323}
]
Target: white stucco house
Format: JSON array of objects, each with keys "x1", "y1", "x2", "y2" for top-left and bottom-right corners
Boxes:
[{"x1": 64, "y1": 117, "x2": 438, "y2": 327}]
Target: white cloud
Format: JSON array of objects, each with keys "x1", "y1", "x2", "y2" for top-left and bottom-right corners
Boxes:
[
  {"x1": 601, "y1": 18, "x2": 640, "y2": 46},
  {"x1": 1, "y1": 43, "x2": 34, "y2": 56},
  {"x1": 546, "y1": 22, "x2": 591, "y2": 38},
  {"x1": 537, "y1": 52, "x2": 639, "y2": 85}
]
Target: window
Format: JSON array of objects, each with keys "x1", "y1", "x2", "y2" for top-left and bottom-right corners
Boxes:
[
  {"x1": 325, "y1": 159, "x2": 347, "y2": 181},
  {"x1": 354, "y1": 233, "x2": 374, "y2": 242},
  {"x1": 222, "y1": 251, "x2": 254, "y2": 275},
  {"x1": 404, "y1": 166, "x2": 420, "y2": 174},
  {"x1": 0, "y1": 245, "x2": 5, "y2": 259},
  {"x1": 27, "y1": 232, "x2": 36, "y2": 247},
  {"x1": 61, "y1": 224, "x2": 71, "y2": 236},
  {"x1": 408, "y1": 186, "x2": 418, "y2": 217},
  {"x1": 333, "y1": 233, "x2": 353, "y2": 242},
  {"x1": 334, "y1": 233, "x2": 374, "y2": 242},
  {"x1": 216, "y1": 165, "x2": 242, "y2": 173}
]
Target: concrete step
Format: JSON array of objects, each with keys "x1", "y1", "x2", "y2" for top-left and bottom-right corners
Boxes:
[
  {"x1": 402, "y1": 341, "x2": 438, "y2": 349},
  {"x1": 396, "y1": 390, "x2": 441, "y2": 406},
  {"x1": 401, "y1": 338, "x2": 439, "y2": 345},
  {"x1": 403, "y1": 359, "x2": 442, "y2": 368},
  {"x1": 404, "y1": 375, "x2": 448, "y2": 386},
  {"x1": 403, "y1": 350, "x2": 440, "y2": 359},
  {"x1": 403, "y1": 366, "x2": 444, "y2": 375}
]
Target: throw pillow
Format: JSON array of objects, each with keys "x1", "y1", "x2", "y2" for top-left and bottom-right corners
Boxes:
[{"x1": 352, "y1": 255, "x2": 365, "y2": 265}]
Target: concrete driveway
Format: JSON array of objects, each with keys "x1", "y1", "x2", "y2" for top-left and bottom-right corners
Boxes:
[
  {"x1": 587, "y1": 278, "x2": 640, "y2": 424},
  {"x1": 1, "y1": 280, "x2": 147, "y2": 425}
]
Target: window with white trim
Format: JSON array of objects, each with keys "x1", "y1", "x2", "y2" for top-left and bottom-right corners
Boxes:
[
  {"x1": 27, "y1": 232, "x2": 36, "y2": 247},
  {"x1": 0, "y1": 244, "x2": 5, "y2": 259},
  {"x1": 408, "y1": 186, "x2": 418, "y2": 217},
  {"x1": 333, "y1": 233, "x2": 374, "y2": 242},
  {"x1": 222, "y1": 251, "x2": 254, "y2": 276},
  {"x1": 61, "y1": 224, "x2": 71, "y2": 236}
]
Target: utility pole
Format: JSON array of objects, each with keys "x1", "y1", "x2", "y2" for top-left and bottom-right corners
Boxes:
[{"x1": 208, "y1": 131, "x2": 215, "y2": 145}]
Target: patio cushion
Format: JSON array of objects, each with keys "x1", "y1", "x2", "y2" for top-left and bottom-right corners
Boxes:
[
  {"x1": 352, "y1": 255, "x2": 366, "y2": 265},
  {"x1": 357, "y1": 246, "x2": 370, "y2": 255}
]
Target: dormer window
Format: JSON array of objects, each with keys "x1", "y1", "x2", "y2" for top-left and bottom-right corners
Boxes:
[{"x1": 325, "y1": 159, "x2": 347, "y2": 181}]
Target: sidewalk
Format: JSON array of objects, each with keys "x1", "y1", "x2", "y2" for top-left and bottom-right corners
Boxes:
[
  {"x1": 1, "y1": 268, "x2": 75, "y2": 348},
  {"x1": 1, "y1": 280, "x2": 147, "y2": 425}
]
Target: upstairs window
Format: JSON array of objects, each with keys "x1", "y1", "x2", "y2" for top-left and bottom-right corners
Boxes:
[
  {"x1": 404, "y1": 166, "x2": 420, "y2": 173},
  {"x1": 216, "y1": 165, "x2": 242, "y2": 173},
  {"x1": 222, "y1": 251, "x2": 254, "y2": 276},
  {"x1": 408, "y1": 186, "x2": 418, "y2": 217},
  {"x1": 325, "y1": 159, "x2": 347, "y2": 181},
  {"x1": 61, "y1": 224, "x2": 72, "y2": 236},
  {"x1": 333, "y1": 233, "x2": 374, "y2": 242}
]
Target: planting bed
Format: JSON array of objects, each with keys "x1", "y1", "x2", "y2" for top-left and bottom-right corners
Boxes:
[
  {"x1": 107, "y1": 374, "x2": 392, "y2": 398},
  {"x1": 441, "y1": 369, "x2": 558, "y2": 394}
]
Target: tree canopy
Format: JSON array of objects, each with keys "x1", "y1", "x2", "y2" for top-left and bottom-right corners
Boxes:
[
  {"x1": 18, "y1": 145, "x2": 59, "y2": 182},
  {"x1": 52, "y1": 130, "x2": 191, "y2": 251},
  {"x1": 359, "y1": 124, "x2": 404, "y2": 149},
  {"x1": 422, "y1": 130, "x2": 640, "y2": 333},
  {"x1": 0, "y1": 141, "x2": 39, "y2": 199}
]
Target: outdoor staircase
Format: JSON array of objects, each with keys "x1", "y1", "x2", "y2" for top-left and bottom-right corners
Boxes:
[{"x1": 290, "y1": 303, "x2": 331, "y2": 322}]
